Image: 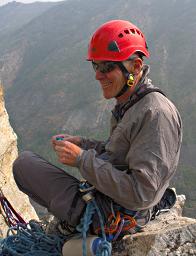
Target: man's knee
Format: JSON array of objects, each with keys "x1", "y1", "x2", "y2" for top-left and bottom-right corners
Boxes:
[{"x1": 13, "y1": 150, "x2": 34, "y2": 181}]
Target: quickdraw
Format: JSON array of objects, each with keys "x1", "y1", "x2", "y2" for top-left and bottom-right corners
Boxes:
[{"x1": 95, "y1": 210, "x2": 137, "y2": 241}]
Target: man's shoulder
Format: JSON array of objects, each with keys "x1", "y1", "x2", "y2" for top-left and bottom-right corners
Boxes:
[
  {"x1": 136, "y1": 89, "x2": 177, "y2": 111},
  {"x1": 124, "y1": 89, "x2": 166, "y2": 113},
  {"x1": 124, "y1": 90, "x2": 180, "y2": 123}
]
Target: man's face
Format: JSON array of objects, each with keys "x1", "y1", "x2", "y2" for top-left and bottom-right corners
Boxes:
[{"x1": 93, "y1": 61, "x2": 126, "y2": 99}]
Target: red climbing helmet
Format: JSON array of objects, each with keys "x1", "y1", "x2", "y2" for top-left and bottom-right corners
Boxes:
[{"x1": 87, "y1": 20, "x2": 150, "y2": 61}]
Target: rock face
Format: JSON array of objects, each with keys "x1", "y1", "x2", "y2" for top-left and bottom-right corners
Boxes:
[
  {"x1": 112, "y1": 195, "x2": 196, "y2": 256},
  {"x1": 0, "y1": 84, "x2": 37, "y2": 237}
]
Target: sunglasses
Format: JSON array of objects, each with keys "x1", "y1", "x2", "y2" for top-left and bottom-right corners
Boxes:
[{"x1": 92, "y1": 61, "x2": 119, "y2": 74}]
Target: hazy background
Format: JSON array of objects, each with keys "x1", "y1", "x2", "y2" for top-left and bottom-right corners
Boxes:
[{"x1": 0, "y1": 0, "x2": 65, "y2": 6}]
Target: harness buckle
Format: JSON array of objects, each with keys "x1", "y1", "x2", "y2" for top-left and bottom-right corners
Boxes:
[
  {"x1": 82, "y1": 192, "x2": 94, "y2": 202},
  {"x1": 79, "y1": 180, "x2": 95, "y2": 203}
]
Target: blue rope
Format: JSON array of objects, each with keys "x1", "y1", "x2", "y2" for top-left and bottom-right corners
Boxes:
[
  {"x1": 0, "y1": 203, "x2": 111, "y2": 256},
  {"x1": 0, "y1": 181, "x2": 112, "y2": 256},
  {"x1": 0, "y1": 221, "x2": 65, "y2": 256},
  {"x1": 76, "y1": 199, "x2": 112, "y2": 256}
]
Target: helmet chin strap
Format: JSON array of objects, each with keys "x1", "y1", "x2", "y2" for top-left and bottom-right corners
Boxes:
[{"x1": 115, "y1": 62, "x2": 134, "y2": 98}]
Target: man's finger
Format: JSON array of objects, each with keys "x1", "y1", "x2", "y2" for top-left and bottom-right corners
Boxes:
[
  {"x1": 54, "y1": 145, "x2": 67, "y2": 152},
  {"x1": 54, "y1": 140, "x2": 68, "y2": 146}
]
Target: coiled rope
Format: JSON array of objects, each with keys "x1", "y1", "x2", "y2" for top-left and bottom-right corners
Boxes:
[
  {"x1": 0, "y1": 220, "x2": 65, "y2": 256},
  {"x1": 0, "y1": 185, "x2": 111, "y2": 256}
]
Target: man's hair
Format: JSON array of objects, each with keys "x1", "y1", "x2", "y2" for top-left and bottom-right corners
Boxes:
[
  {"x1": 135, "y1": 52, "x2": 144, "y2": 60},
  {"x1": 128, "y1": 52, "x2": 144, "y2": 62}
]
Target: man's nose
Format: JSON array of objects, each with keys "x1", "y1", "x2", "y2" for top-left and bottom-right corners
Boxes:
[{"x1": 95, "y1": 70, "x2": 106, "y2": 80}]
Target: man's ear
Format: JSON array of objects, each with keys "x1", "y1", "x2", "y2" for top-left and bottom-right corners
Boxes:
[{"x1": 132, "y1": 58, "x2": 143, "y2": 75}]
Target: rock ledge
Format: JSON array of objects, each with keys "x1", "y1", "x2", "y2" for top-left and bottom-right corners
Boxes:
[{"x1": 112, "y1": 195, "x2": 196, "y2": 256}]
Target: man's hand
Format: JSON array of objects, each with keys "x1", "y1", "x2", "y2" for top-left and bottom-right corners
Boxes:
[
  {"x1": 53, "y1": 139, "x2": 83, "y2": 166},
  {"x1": 51, "y1": 134, "x2": 82, "y2": 149}
]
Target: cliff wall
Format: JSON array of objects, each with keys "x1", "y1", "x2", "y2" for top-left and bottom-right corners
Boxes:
[{"x1": 0, "y1": 84, "x2": 37, "y2": 237}]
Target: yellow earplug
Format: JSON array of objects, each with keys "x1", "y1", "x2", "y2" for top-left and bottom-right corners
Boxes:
[{"x1": 127, "y1": 74, "x2": 134, "y2": 86}]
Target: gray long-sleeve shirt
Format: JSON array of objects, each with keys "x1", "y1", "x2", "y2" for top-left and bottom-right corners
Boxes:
[{"x1": 77, "y1": 71, "x2": 182, "y2": 211}]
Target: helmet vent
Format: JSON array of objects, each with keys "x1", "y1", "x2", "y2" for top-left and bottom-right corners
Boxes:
[
  {"x1": 136, "y1": 29, "x2": 141, "y2": 35},
  {"x1": 108, "y1": 41, "x2": 120, "y2": 52},
  {"x1": 130, "y1": 29, "x2": 135, "y2": 34},
  {"x1": 118, "y1": 33, "x2": 123, "y2": 38},
  {"x1": 124, "y1": 29, "x2": 130, "y2": 34}
]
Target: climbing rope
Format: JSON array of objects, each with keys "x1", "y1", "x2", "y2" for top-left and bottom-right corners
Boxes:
[
  {"x1": 0, "y1": 189, "x2": 68, "y2": 255},
  {"x1": 0, "y1": 183, "x2": 111, "y2": 256},
  {"x1": 0, "y1": 199, "x2": 111, "y2": 256},
  {"x1": 0, "y1": 188, "x2": 27, "y2": 228},
  {"x1": 0, "y1": 181, "x2": 137, "y2": 256},
  {"x1": 0, "y1": 220, "x2": 66, "y2": 256},
  {"x1": 76, "y1": 200, "x2": 112, "y2": 256},
  {"x1": 76, "y1": 181, "x2": 112, "y2": 256},
  {"x1": 95, "y1": 211, "x2": 137, "y2": 241}
]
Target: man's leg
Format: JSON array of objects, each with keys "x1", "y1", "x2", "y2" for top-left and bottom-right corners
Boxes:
[
  {"x1": 29, "y1": 197, "x2": 50, "y2": 220},
  {"x1": 13, "y1": 151, "x2": 86, "y2": 227}
]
